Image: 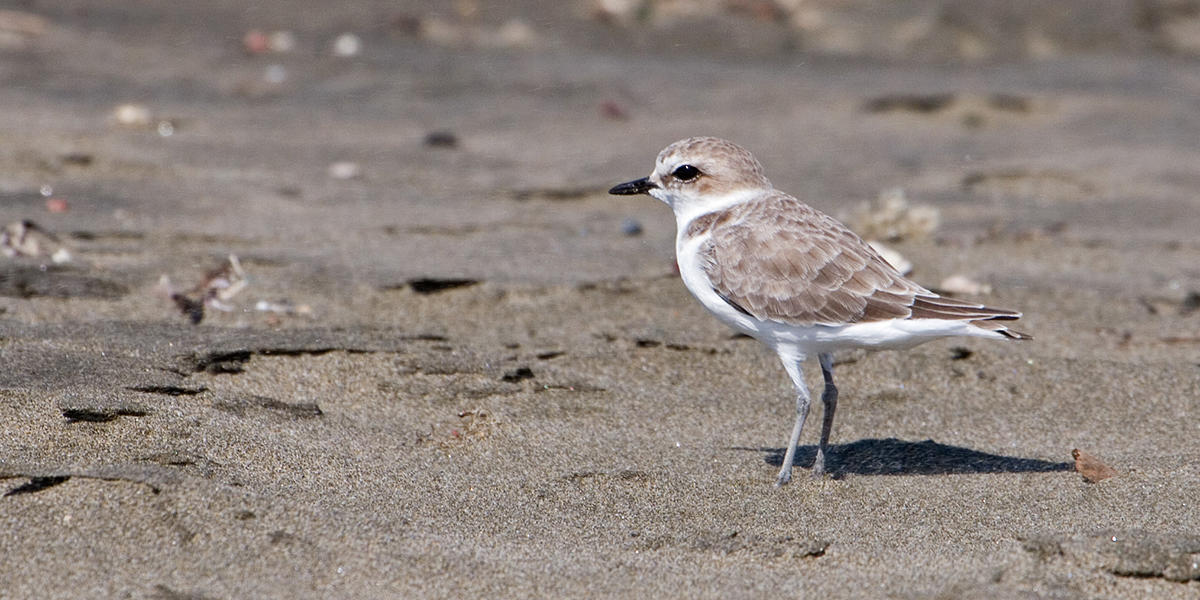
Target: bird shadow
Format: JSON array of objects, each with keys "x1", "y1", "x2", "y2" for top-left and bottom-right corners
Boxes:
[{"x1": 736, "y1": 438, "x2": 1074, "y2": 478}]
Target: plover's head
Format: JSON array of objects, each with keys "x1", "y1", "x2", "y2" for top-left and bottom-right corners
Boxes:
[{"x1": 609, "y1": 137, "x2": 771, "y2": 212}]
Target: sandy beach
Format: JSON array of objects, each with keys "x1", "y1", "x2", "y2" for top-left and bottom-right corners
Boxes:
[{"x1": 1, "y1": 1, "x2": 1199, "y2": 598}]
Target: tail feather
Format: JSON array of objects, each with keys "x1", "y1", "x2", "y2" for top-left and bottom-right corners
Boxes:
[
  {"x1": 969, "y1": 318, "x2": 1032, "y2": 340},
  {"x1": 910, "y1": 294, "x2": 1031, "y2": 340}
]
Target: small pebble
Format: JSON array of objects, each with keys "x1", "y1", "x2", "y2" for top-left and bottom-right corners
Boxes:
[
  {"x1": 940, "y1": 274, "x2": 991, "y2": 296},
  {"x1": 243, "y1": 29, "x2": 270, "y2": 54},
  {"x1": 59, "y1": 152, "x2": 93, "y2": 167},
  {"x1": 424, "y1": 131, "x2": 458, "y2": 148},
  {"x1": 45, "y1": 197, "x2": 68, "y2": 213},
  {"x1": 268, "y1": 30, "x2": 296, "y2": 53},
  {"x1": 600, "y1": 100, "x2": 629, "y2": 120},
  {"x1": 254, "y1": 299, "x2": 312, "y2": 316},
  {"x1": 245, "y1": 29, "x2": 295, "y2": 54},
  {"x1": 328, "y1": 161, "x2": 362, "y2": 180},
  {"x1": 592, "y1": 0, "x2": 643, "y2": 23},
  {"x1": 332, "y1": 33, "x2": 362, "y2": 57},
  {"x1": 113, "y1": 103, "x2": 152, "y2": 127},
  {"x1": 454, "y1": 0, "x2": 479, "y2": 18},
  {"x1": 496, "y1": 19, "x2": 535, "y2": 48}
]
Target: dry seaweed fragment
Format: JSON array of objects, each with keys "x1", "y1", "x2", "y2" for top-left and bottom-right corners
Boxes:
[
  {"x1": 1072, "y1": 448, "x2": 1117, "y2": 483},
  {"x1": 158, "y1": 255, "x2": 247, "y2": 324},
  {"x1": 1, "y1": 220, "x2": 71, "y2": 263}
]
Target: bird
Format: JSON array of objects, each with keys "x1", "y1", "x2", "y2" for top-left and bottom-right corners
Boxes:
[{"x1": 609, "y1": 136, "x2": 1029, "y2": 486}]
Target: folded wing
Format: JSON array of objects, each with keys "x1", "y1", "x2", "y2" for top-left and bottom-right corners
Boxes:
[{"x1": 698, "y1": 192, "x2": 1026, "y2": 338}]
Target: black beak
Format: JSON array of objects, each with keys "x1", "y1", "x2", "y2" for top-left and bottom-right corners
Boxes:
[{"x1": 608, "y1": 177, "x2": 656, "y2": 196}]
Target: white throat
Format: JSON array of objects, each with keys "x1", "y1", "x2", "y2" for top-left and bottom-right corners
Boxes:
[{"x1": 654, "y1": 187, "x2": 765, "y2": 231}]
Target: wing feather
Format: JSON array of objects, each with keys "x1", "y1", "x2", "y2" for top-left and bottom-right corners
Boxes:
[{"x1": 697, "y1": 191, "x2": 1023, "y2": 333}]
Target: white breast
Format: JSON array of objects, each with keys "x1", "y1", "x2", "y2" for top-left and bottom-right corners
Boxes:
[{"x1": 674, "y1": 226, "x2": 764, "y2": 337}]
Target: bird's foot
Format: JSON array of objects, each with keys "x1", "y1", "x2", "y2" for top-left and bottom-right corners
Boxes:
[
  {"x1": 810, "y1": 451, "x2": 827, "y2": 478},
  {"x1": 775, "y1": 468, "x2": 792, "y2": 487}
]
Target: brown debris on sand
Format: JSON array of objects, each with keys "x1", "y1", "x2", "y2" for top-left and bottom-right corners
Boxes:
[
  {"x1": 158, "y1": 255, "x2": 247, "y2": 324},
  {"x1": 1, "y1": 220, "x2": 72, "y2": 264},
  {"x1": 1072, "y1": 448, "x2": 1118, "y2": 483}
]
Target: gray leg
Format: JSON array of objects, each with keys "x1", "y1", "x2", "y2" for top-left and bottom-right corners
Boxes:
[
  {"x1": 811, "y1": 352, "x2": 838, "y2": 477},
  {"x1": 776, "y1": 358, "x2": 811, "y2": 486}
]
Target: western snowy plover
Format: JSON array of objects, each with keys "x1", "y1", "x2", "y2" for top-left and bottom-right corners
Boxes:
[{"x1": 610, "y1": 137, "x2": 1029, "y2": 486}]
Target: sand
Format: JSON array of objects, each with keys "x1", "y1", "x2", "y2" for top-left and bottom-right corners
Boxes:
[{"x1": 1, "y1": 1, "x2": 1199, "y2": 598}]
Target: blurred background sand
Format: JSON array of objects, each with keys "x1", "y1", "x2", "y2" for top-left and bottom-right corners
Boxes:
[{"x1": 1, "y1": 1, "x2": 1199, "y2": 598}]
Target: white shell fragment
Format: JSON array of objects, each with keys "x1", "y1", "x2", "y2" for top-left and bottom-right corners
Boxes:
[
  {"x1": 939, "y1": 274, "x2": 992, "y2": 295},
  {"x1": 867, "y1": 241, "x2": 912, "y2": 275}
]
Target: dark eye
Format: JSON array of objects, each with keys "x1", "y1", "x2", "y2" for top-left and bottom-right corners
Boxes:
[{"x1": 672, "y1": 164, "x2": 700, "y2": 181}]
